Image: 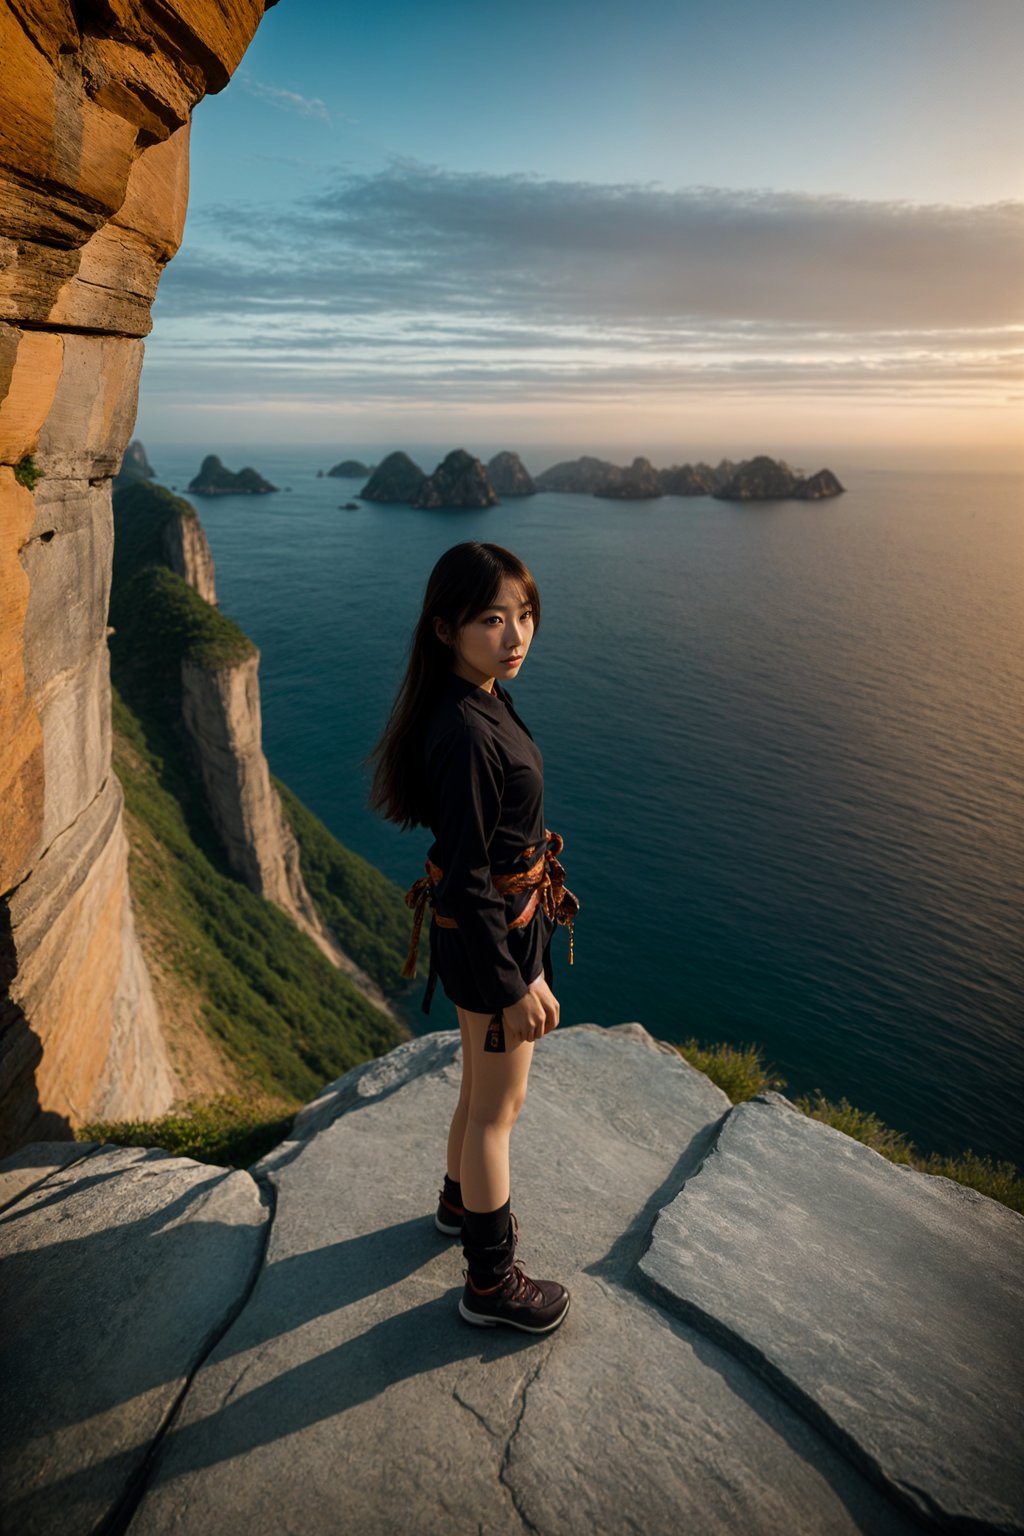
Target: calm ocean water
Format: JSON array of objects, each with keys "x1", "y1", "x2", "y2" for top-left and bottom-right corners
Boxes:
[{"x1": 141, "y1": 447, "x2": 1023, "y2": 1165}]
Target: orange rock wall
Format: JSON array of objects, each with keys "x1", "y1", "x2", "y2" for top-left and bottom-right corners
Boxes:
[{"x1": 0, "y1": 0, "x2": 275, "y2": 1154}]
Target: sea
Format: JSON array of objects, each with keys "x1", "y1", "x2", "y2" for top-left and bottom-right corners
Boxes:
[{"x1": 138, "y1": 447, "x2": 1023, "y2": 1167}]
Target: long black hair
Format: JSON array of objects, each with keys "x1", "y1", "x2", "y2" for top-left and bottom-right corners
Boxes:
[{"x1": 366, "y1": 541, "x2": 541, "y2": 829}]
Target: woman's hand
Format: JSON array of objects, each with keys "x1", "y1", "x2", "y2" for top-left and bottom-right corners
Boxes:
[
  {"x1": 502, "y1": 983, "x2": 551, "y2": 1046},
  {"x1": 528, "y1": 973, "x2": 561, "y2": 1035}
]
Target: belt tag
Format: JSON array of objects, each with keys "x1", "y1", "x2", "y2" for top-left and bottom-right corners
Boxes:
[{"x1": 484, "y1": 1011, "x2": 506, "y2": 1053}]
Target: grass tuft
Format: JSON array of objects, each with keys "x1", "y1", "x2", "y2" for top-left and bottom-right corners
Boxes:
[
  {"x1": 794, "y1": 1089, "x2": 1022, "y2": 1211},
  {"x1": 78, "y1": 1090, "x2": 299, "y2": 1169},
  {"x1": 14, "y1": 454, "x2": 41, "y2": 491},
  {"x1": 792, "y1": 1089, "x2": 916, "y2": 1161},
  {"x1": 672, "y1": 1038, "x2": 1021, "y2": 1213},
  {"x1": 675, "y1": 1037, "x2": 787, "y2": 1102}
]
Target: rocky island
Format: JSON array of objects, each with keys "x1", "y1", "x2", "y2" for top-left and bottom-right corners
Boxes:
[
  {"x1": 0, "y1": 8, "x2": 1014, "y2": 1531},
  {"x1": 793, "y1": 468, "x2": 846, "y2": 500},
  {"x1": 187, "y1": 454, "x2": 278, "y2": 496},
  {"x1": 594, "y1": 455, "x2": 663, "y2": 499},
  {"x1": 359, "y1": 451, "x2": 427, "y2": 503},
  {"x1": 113, "y1": 438, "x2": 156, "y2": 489},
  {"x1": 413, "y1": 448, "x2": 499, "y2": 509},
  {"x1": 351, "y1": 448, "x2": 842, "y2": 507},
  {"x1": 327, "y1": 458, "x2": 373, "y2": 478},
  {"x1": 712, "y1": 456, "x2": 846, "y2": 501},
  {"x1": 533, "y1": 453, "x2": 843, "y2": 501},
  {"x1": 660, "y1": 462, "x2": 719, "y2": 495},
  {"x1": 487, "y1": 450, "x2": 535, "y2": 496},
  {"x1": 534, "y1": 455, "x2": 624, "y2": 493}
]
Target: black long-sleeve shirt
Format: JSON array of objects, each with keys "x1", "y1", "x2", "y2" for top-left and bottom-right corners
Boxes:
[{"x1": 421, "y1": 670, "x2": 553, "y2": 1014}]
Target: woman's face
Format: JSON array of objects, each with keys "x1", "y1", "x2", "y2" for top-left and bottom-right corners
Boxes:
[{"x1": 449, "y1": 576, "x2": 535, "y2": 690}]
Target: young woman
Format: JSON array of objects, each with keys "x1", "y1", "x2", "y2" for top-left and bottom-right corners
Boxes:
[{"x1": 368, "y1": 540, "x2": 578, "y2": 1335}]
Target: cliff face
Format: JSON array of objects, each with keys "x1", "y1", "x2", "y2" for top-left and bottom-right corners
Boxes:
[
  {"x1": 160, "y1": 505, "x2": 217, "y2": 603},
  {"x1": 179, "y1": 656, "x2": 319, "y2": 920},
  {"x1": 109, "y1": 475, "x2": 401, "y2": 1027},
  {"x1": 178, "y1": 655, "x2": 393, "y2": 1013},
  {"x1": 0, "y1": 2, "x2": 274, "y2": 1155}
]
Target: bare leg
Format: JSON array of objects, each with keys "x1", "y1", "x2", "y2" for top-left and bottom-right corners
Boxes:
[
  {"x1": 445, "y1": 1012, "x2": 475, "y2": 1181},
  {"x1": 457, "y1": 1005, "x2": 535, "y2": 1211}
]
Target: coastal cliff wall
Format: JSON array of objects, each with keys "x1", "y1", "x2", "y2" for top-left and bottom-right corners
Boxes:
[
  {"x1": 0, "y1": 2, "x2": 274, "y2": 1155},
  {"x1": 161, "y1": 505, "x2": 217, "y2": 603},
  {"x1": 109, "y1": 473, "x2": 402, "y2": 1029},
  {"x1": 179, "y1": 653, "x2": 394, "y2": 1013}
]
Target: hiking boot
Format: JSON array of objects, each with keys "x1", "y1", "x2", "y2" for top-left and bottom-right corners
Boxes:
[
  {"x1": 459, "y1": 1261, "x2": 570, "y2": 1333},
  {"x1": 435, "y1": 1186, "x2": 464, "y2": 1236}
]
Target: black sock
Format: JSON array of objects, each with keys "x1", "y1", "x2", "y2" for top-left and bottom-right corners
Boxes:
[
  {"x1": 443, "y1": 1173, "x2": 462, "y2": 1205},
  {"x1": 462, "y1": 1196, "x2": 512, "y2": 1251}
]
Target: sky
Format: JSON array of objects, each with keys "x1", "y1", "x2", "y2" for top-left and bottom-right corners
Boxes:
[{"x1": 134, "y1": 0, "x2": 1024, "y2": 471}]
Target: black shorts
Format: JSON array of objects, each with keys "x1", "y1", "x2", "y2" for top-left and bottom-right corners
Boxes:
[{"x1": 427, "y1": 905, "x2": 555, "y2": 1015}]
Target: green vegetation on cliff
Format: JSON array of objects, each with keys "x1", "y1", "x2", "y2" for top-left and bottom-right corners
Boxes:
[
  {"x1": 111, "y1": 686, "x2": 407, "y2": 1103},
  {"x1": 114, "y1": 562, "x2": 255, "y2": 679},
  {"x1": 675, "y1": 1037, "x2": 1021, "y2": 1214},
  {"x1": 274, "y1": 777, "x2": 411, "y2": 988},
  {"x1": 100, "y1": 480, "x2": 415, "y2": 1145},
  {"x1": 111, "y1": 480, "x2": 196, "y2": 584},
  {"x1": 14, "y1": 453, "x2": 41, "y2": 490},
  {"x1": 111, "y1": 480, "x2": 254, "y2": 677},
  {"x1": 80, "y1": 1089, "x2": 297, "y2": 1170},
  {"x1": 99, "y1": 483, "x2": 1014, "y2": 1209}
]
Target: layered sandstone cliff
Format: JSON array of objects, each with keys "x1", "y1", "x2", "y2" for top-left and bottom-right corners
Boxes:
[{"x1": 0, "y1": 1, "x2": 275, "y2": 1156}]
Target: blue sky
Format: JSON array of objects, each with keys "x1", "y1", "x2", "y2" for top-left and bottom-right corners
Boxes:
[{"x1": 135, "y1": 0, "x2": 1023, "y2": 468}]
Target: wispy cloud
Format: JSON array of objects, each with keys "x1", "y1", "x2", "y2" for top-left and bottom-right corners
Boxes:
[
  {"x1": 147, "y1": 161, "x2": 1023, "y2": 415},
  {"x1": 164, "y1": 164, "x2": 1023, "y2": 325},
  {"x1": 235, "y1": 76, "x2": 333, "y2": 126}
]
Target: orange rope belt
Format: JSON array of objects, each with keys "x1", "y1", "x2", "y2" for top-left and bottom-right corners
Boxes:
[{"x1": 401, "y1": 827, "x2": 578, "y2": 979}]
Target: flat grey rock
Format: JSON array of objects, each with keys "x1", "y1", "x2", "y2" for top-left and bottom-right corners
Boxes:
[
  {"x1": 0, "y1": 1144, "x2": 269, "y2": 1536},
  {"x1": 125, "y1": 1026, "x2": 917, "y2": 1536},
  {"x1": 0, "y1": 1139, "x2": 101, "y2": 1214},
  {"x1": 638, "y1": 1090, "x2": 1024, "y2": 1534}
]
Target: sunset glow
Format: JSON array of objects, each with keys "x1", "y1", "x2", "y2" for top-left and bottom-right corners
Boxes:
[{"x1": 136, "y1": 0, "x2": 1024, "y2": 472}]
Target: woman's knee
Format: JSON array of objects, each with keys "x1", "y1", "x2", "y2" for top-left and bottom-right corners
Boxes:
[{"x1": 467, "y1": 1085, "x2": 527, "y2": 1131}]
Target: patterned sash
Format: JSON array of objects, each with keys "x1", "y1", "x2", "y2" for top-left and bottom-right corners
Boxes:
[{"x1": 401, "y1": 828, "x2": 579, "y2": 980}]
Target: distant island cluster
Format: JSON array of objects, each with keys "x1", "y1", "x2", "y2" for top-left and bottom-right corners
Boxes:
[
  {"x1": 332, "y1": 448, "x2": 845, "y2": 504},
  {"x1": 118, "y1": 443, "x2": 845, "y2": 507}
]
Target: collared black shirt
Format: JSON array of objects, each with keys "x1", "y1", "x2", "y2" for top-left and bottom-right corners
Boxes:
[{"x1": 421, "y1": 670, "x2": 553, "y2": 1014}]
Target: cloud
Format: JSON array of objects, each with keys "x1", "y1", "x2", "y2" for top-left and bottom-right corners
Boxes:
[
  {"x1": 162, "y1": 163, "x2": 1023, "y2": 327},
  {"x1": 147, "y1": 162, "x2": 1023, "y2": 413},
  {"x1": 234, "y1": 76, "x2": 333, "y2": 126}
]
